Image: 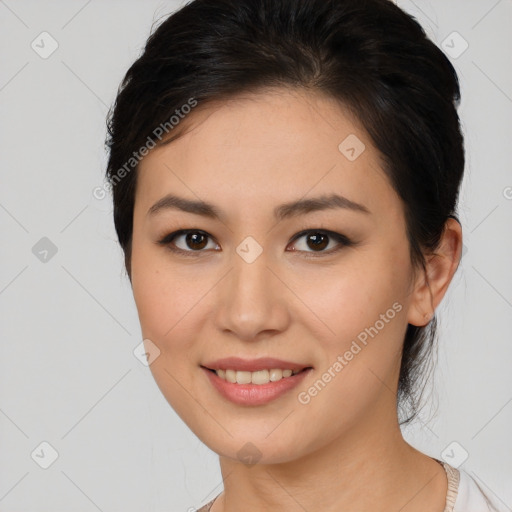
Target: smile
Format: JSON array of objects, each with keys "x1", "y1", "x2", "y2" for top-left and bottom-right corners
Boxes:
[{"x1": 201, "y1": 366, "x2": 312, "y2": 406}]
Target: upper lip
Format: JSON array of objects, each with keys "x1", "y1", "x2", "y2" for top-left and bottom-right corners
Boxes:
[{"x1": 201, "y1": 357, "x2": 312, "y2": 372}]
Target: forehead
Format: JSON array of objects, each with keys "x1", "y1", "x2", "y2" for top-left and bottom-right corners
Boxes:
[{"x1": 135, "y1": 88, "x2": 400, "y2": 222}]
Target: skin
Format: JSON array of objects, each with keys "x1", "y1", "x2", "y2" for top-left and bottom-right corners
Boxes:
[{"x1": 130, "y1": 87, "x2": 463, "y2": 512}]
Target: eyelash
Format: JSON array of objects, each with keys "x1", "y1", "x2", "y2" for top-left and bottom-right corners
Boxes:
[{"x1": 157, "y1": 227, "x2": 354, "y2": 259}]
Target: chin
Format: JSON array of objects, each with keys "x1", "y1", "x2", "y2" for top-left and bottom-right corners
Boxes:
[{"x1": 192, "y1": 424, "x2": 314, "y2": 466}]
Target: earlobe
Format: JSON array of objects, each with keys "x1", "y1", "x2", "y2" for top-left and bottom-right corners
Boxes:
[{"x1": 407, "y1": 218, "x2": 463, "y2": 327}]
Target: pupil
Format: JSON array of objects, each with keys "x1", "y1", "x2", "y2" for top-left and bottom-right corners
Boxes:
[
  {"x1": 187, "y1": 232, "x2": 207, "y2": 250},
  {"x1": 308, "y1": 233, "x2": 328, "y2": 251}
]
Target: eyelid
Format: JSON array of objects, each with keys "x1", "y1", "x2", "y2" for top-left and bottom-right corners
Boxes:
[
  {"x1": 158, "y1": 228, "x2": 353, "y2": 257},
  {"x1": 158, "y1": 229, "x2": 219, "y2": 257},
  {"x1": 288, "y1": 229, "x2": 353, "y2": 257}
]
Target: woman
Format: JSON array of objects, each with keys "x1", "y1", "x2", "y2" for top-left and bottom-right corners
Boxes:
[{"x1": 105, "y1": 0, "x2": 503, "y2": 510}]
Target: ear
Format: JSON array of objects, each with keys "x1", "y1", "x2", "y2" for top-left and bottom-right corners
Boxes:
[{"x1": 407, "y1": 217, "x2": 463, "y2": 327}]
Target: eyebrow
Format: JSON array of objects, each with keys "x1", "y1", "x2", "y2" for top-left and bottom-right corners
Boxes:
[{"x1": 147, "y1": 193, "x2": 371, "y2": 221}]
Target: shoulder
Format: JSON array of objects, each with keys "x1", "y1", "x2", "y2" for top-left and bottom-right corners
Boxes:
[{"x1": 453, "y1": 467, "x2": 507, "y2": 512}]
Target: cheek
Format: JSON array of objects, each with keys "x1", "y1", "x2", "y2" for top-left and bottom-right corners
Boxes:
[
  {"x1": 290, "y1": 258, "x2": 409, "y2": 421},
  {"x1": 131, "y1": 242, "x2": 199, "y2": 347},
  {"x1": 293, "y1": 246, "x2": 411, "y2": 403},
  {"x1": 297, "y1": 249, "x2": 408, "y2": 344},
  {"x1": 131, "y1": 249, "x2": 210, "y2": 418}
]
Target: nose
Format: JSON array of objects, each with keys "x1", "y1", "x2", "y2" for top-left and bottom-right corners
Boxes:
[{"x1": 213, "y1": 248, "x2": 291, "y2": 342}]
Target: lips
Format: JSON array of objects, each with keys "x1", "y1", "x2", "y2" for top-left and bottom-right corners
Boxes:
[
  {"x1": 202, "y1": 365, "x2": 313, "y2": 405},
  {"x1": 201, "y1": 356, "x2": 312, "y2": 373}
]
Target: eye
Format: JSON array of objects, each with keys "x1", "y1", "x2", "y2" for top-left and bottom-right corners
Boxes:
[
  {"x1": 287, "y1": 229, "x2": 353, "y2": 257},
  {"x1": 158, "y1": 230, "x2": 219, "y2": 256}
]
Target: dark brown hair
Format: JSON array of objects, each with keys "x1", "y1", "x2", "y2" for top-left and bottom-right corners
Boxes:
[{"x1": 105, "y1": 0, "x2": 465, "y2": 423}]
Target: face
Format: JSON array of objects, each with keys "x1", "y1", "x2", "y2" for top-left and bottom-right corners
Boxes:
[{"x1": 130, "y1": 88, "x2": 421, "y2": 464}]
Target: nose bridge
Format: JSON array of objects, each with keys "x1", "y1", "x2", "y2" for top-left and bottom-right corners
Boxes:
[
  {"x1": 234, "y1": 242, "x2": 273, "y2": 297},
  {"x1": 213, "y1": 241, "x2": 289, "y2": 340},
  {"x1": 231, "y1": 232, "x2": 273, "y2": 297}
]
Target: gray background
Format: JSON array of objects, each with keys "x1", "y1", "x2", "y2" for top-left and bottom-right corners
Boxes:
[{"x1": 0, "y1": 0, "x2": 511, "y2": 510}]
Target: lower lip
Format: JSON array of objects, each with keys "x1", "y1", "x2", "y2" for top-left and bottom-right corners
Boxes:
[{"x1": 202, "y1": 367, "x2": 312, "y2": 406}]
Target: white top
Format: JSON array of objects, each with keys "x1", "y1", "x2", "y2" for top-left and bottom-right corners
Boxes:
[{"x1": 439, "y1": 460, "x2": 506, "y2": 512}]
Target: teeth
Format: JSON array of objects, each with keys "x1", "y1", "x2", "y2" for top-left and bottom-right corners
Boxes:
[{"x1": 215, "y1": 368, "x2": 300, "y2": 384}]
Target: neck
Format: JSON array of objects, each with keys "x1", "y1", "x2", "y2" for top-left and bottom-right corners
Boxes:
[{"x1": 211, "y1": 407, "x2": 447, "y2": 512}]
